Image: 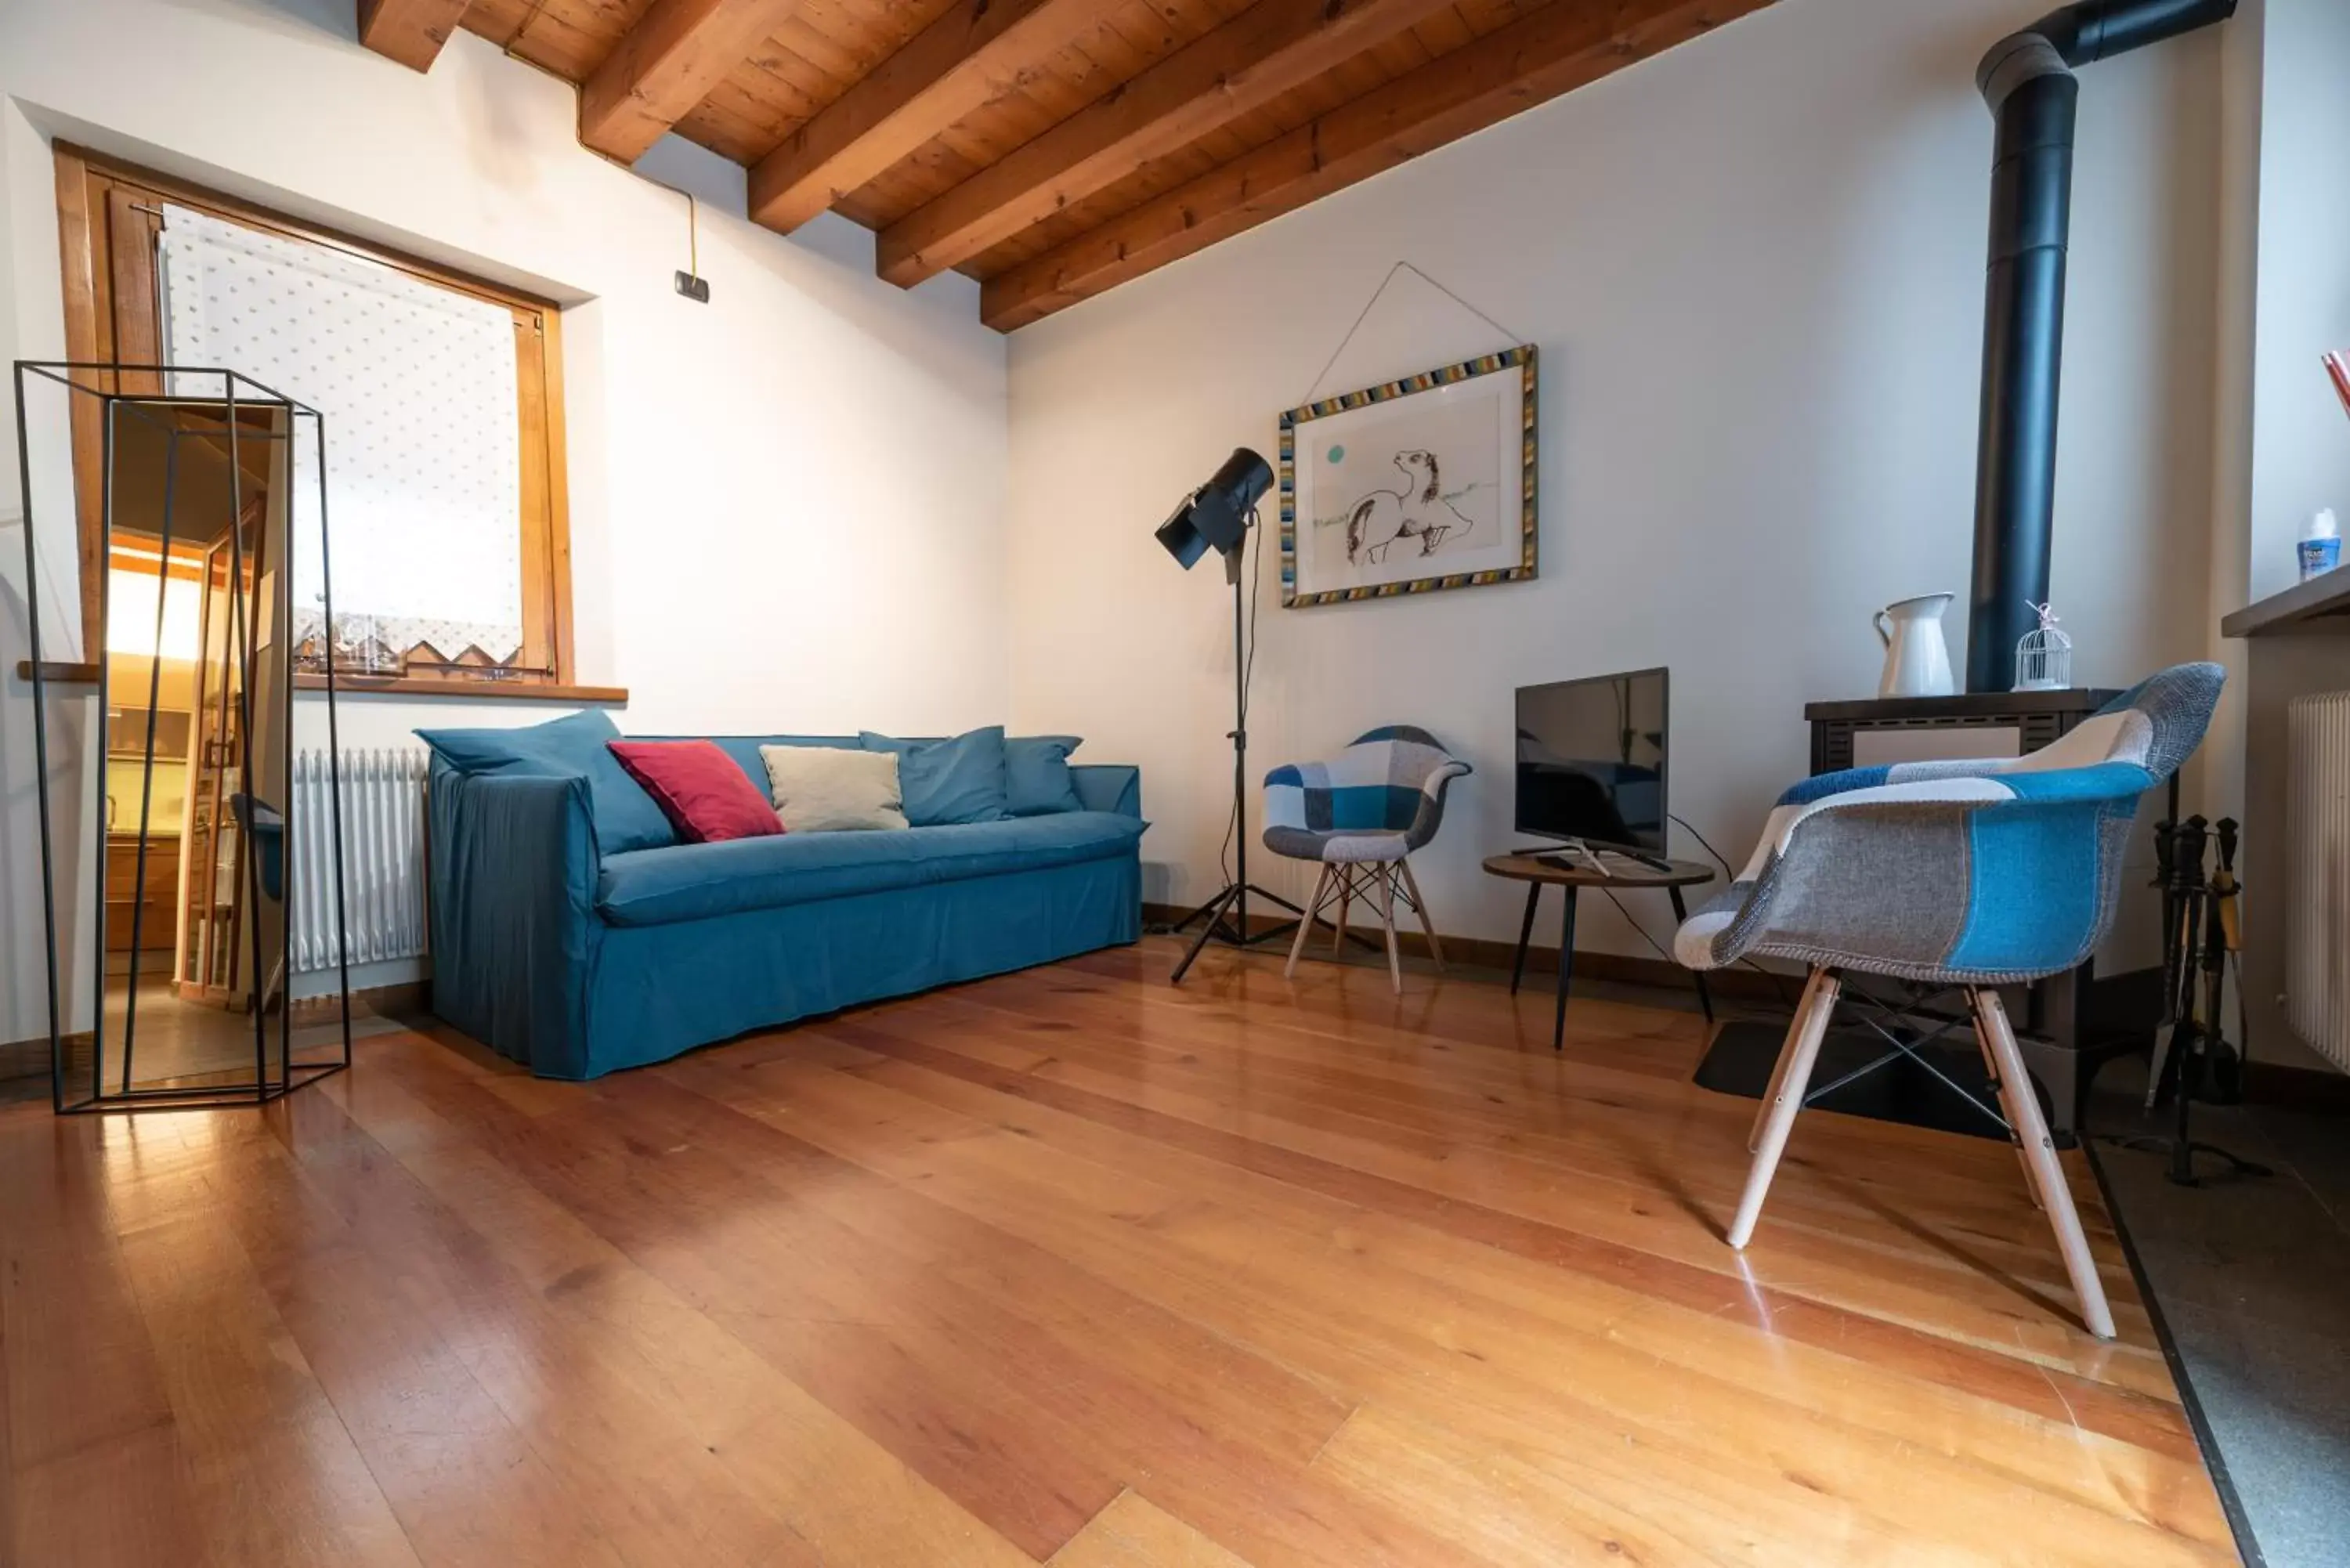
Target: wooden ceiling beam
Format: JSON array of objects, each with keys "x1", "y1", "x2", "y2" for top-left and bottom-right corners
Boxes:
[
  {"x1": 357, "y1": 0, "x2": 474, "y2": 72},
  {"x1": 747, "y1": 0, "x2": 1108, "y2": 236},
  {"x1": 877, "y1": 0, "x2": 1465, "y2": 290},
  {"x1": 982, "y1": 0, "x2": 1774, "y2": 331},
  {"x1": 580, "y1": 0, "x2": 808, "y2": 163}
]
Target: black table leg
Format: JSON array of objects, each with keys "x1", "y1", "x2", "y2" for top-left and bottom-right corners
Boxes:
[
  {"x1": 1509, "y1": 883, "x2": 1542, "y2": 995},
  {"x1": 1553, "y1": 886, "x2": 1579, "y2": 1051},
  {"x1": 1667, "y1": 884, "x2": 1713, "y2": 1024}
]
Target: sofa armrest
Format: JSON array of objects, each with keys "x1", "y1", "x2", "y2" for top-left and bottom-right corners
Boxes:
[
  {"x1": 1072, "y1": 763, "x2": 1141, "y2": 818},
  {"x1": 428, "y1": 763, "x2": 602, "y2": 1076}
]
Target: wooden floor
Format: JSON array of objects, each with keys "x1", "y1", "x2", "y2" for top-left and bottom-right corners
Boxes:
[{"x1": 0, "y1": 938, "x2": 2238, "y2": 1566}]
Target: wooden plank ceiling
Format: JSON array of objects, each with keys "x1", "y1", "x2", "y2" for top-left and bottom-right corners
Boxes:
[{"x1": 373, "y1": 0, "x2": 1774, "y2": 329}]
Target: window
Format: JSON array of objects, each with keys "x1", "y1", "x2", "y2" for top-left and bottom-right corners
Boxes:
[
  {"x1": 104, "y1": 563, "x2": 200, "y2": 659},
  {"x1": 55, "y1": 145, "x2": 598, "y2": 698}
]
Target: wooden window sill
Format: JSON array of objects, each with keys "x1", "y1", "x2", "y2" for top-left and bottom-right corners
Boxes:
[
  {"x1": 15, "y1": 660, "x2": 103, "y2": 685},
  {"x1": 18, "y1": 662, "x2": 627, "y2": 704},
  {"x1": 292, "y1": 674, "x2": 628, "y2": 703}
]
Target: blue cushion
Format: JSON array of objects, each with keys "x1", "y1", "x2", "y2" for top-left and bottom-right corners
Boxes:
[
  {"x1": 860, "y1": 727, "x2": 1010, "y2": 826},
  {"x1": 416, "y1": 710, "x2": 674, "y2": 854},
  {"x1": 1007, "y1": 735, "x2": 1084, "y2": 816},
  {"x1": 595, "y1": 811, "x2": 1147, "y2": 927}
]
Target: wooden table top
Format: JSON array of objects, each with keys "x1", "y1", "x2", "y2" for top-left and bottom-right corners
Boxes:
[{"x1": 1481, "y1": 850, "x2": 1718, "y2": 889}]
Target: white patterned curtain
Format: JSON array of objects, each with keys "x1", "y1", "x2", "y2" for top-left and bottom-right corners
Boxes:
[{"x1": 158, "y1": 204, "x2": 526, "y2": 665}]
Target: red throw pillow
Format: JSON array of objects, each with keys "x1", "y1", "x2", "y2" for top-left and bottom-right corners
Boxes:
[{"x1": 606, "y1": 740, "x2": 783, "y2": 844}]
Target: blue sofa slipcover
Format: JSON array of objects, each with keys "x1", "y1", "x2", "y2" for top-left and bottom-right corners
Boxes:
[{"x1": 425, "y1": 735, "x2": 1144, "y2": 1079}]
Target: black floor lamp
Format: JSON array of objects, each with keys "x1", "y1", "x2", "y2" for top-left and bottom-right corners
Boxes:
[{"x1": 1156, "y1": 447, "x2": 1303, "y2": 983}]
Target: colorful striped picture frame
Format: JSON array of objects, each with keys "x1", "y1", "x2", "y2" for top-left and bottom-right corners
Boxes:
[{"x1": 1278, "y1": 344, "x2": 1538, "y2": 609}]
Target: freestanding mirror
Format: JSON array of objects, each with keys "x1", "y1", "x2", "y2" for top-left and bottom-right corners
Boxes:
[{"x1": 14, "y1": 362, "x2": 350, "y2": 1110}]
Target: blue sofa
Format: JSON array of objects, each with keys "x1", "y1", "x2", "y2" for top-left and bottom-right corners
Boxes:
[{"x1": 423, "y1": 730, "x2": 1144, "y2": 1079}]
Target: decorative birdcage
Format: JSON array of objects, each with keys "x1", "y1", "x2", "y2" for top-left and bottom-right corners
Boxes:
[{"x1": 2014, "y1": 602, "x2": 2072, "y2": 692}]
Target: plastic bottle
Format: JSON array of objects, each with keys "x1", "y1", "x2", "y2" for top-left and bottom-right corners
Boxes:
[{"x1": 2301, "y1": 508, "x2": 2341, "y2": 582}]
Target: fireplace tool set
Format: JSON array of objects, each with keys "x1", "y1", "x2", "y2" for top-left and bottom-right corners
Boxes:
[{"x1": 2128, "y1": 814, "x2": 2271, "y2": 1187}]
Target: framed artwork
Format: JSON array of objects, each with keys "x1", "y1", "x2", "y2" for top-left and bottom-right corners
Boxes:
[{"x1": 1278, "y1": 344, "x2": 1537, "y2": 607}]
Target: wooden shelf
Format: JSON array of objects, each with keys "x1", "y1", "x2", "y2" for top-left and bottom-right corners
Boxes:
[
  {"x1": 293, "y1": 673, "x2": 628, "y2": 703},
  {"x1": 2221, "y1": 566, "x2": 2350, "y2": 638}
]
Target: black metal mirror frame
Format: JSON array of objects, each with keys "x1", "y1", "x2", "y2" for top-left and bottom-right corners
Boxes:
[{"x1": 13, "y1": 360, "x2": 352, "y2": 1112}]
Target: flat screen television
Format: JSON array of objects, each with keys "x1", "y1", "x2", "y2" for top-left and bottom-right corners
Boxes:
[{"x1": 1514, "y1": 667, "x2": 1668, "y2": 854}]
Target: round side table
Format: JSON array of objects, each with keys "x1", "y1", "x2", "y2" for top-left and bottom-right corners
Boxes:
[{"x1": 1480, "y1": 852, "x2": 1717, "y2": 1050}]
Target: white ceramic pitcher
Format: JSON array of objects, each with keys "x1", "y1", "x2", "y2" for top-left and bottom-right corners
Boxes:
[{"x1": 1875, "y1": 593, "x2": 1956, "y2": 698}]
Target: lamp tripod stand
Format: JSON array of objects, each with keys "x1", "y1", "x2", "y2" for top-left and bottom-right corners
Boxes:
[{"x1": 1169, "y1": 537, "x2": 1302, "y2": 983}]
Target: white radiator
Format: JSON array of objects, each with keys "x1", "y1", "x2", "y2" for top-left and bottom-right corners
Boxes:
[
  {"x1": 2287, "y1": 692, "x2": 2350, "y2": 1072},
  {"x1": 292, "y1": 747, "x2": 428, "y2": 976}
]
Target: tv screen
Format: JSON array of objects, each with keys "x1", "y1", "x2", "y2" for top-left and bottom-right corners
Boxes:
[{"x1": 1514, "y1": 668, "x2": 1668, "y2": 853}]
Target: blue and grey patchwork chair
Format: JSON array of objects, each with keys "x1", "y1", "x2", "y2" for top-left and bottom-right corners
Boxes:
[
  {"x1": 1264, "y1": 726, "x2": 1471, "y2": 993},
  {"x1": 1675, "y1": 663, "x2": 2225, "y2": 1340}
]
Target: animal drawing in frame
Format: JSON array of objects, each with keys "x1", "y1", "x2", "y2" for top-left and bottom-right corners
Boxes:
[{"x1": 1279, "y1": 345, "x2": 1537, "y2": 607}]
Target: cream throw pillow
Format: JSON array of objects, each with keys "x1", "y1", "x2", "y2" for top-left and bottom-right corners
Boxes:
[{"x1": 759, "y1": 746, "x2": 909, "y2": 833}]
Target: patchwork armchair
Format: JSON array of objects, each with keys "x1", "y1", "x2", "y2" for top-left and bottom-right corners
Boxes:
[
  {"x1": 1264, "y1": 726, "x2": 1471, "y2": 994},
  {"x1": 1674, "y1": 663, "x2": 2225, "y2": 1339}
]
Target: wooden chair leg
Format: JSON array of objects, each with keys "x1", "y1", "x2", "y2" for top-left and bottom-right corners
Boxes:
[
  {"x1": 1374, "y1": 864, "x2": 1403, "y2": 995},
  {"x1": 1969, "y1": 1003, "x2": 2043, "y2": 1209},
  {"x1": 1397, "y1": 858, "x2": 1444, "y2": 970},
  {"x1": 1728, "y1": 969, "x2": 1841, "y2": 1249},
  {"x1": 1330, "y1": 865, "x2": 1354, "y2": 956},
  {"x1": 1286, "y1": 865, "x2": 1331, "y2": 980},
  {"x1": 1971, "y1": 989, "x2": 2117, "y2": 1340},
  {"x1": 1750, "y1": 968, "x2": 1824, "y2": 1153}
]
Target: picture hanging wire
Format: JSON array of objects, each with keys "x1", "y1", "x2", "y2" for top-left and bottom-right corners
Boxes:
[{"x1": 1302, "y1": 260, "x2": 1524, "y2": 405}]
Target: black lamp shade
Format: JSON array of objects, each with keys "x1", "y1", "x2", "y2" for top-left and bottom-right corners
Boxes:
[
  {"x1": 1155, "y1": 501, "x2": 1212, "y2": 571},
  {"x1": 1155, "y1": 447, "x2": 1272, "y2": 569}
]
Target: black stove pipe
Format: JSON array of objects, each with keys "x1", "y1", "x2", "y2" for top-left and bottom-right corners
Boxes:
[{"x1": 1965, "y1": 0, "x2": 2234, "y2": 693}]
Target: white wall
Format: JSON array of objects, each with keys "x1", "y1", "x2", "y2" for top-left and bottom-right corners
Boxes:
[
  {"x1": 0, "y1": 0, "x2": 2261, "y2": 1042},
  {"x1": 2218, "y1": 0, "x2": 2350, "y2": 1075},
  {"x1": 2196, "y1": 0, "x2": 2264, "y2": 832},
  {"x1": 1, "y1": 0, "x2": 1013, "y2": 1041},
  {"x1": 1005, "y1": 0, "x2": 2226, "y2": 960},
  {"x1": 2245, "y1": 0, "x2": 2350, "y2": 599}
]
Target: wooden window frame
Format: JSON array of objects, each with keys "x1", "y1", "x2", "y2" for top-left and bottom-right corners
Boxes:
[{"x1": 52, "y1": 143, "x2": 622, "y2": 703}]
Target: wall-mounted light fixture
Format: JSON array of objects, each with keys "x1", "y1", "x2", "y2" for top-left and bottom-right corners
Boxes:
[{"x1": 674, "y1": 190, "x2": 709, "y2": 304}]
